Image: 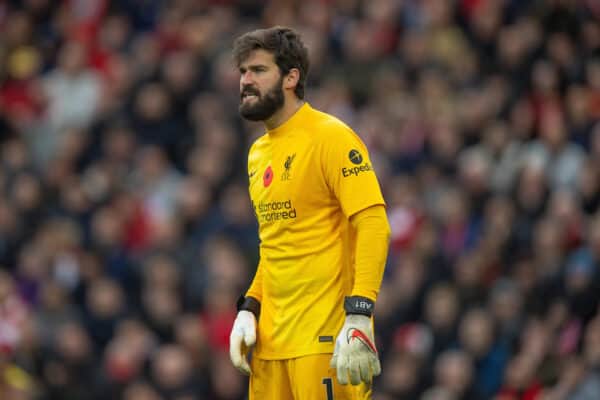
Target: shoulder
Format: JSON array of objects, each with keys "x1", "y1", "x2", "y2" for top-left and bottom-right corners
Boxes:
[
  {"x1": 308, "y1": 107, "x2": 352, "y2": 132},
  {"x1": 249, "y1": 133, "x2": 269, "y2": 153},
  {"x1": 308, "y1": 107, "x2": 362, "y2": 147},
  {"x1": 248, "y1": 133, "x2": 269, "y2": 166}
]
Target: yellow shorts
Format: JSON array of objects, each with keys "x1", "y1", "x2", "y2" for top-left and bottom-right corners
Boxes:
[{"x1": 249, "y1": 354, "x2": 372, "y2": 400}]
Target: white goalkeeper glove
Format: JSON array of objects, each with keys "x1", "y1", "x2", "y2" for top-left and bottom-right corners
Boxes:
[
  {"x1": 229, "y1": 310, "x2": 256, "y2": 375},
  {"x1": 330, "y1": 297, "x2": 381, "y2": 385}
]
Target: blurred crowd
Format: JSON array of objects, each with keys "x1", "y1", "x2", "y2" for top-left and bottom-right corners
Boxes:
[{"x1": 0, "y1": 0, "x2": 599, "y2": 399}]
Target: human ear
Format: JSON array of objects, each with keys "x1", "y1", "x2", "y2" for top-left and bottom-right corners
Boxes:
[{"x1": 283, "y1": 68, "x2": 300, "y2": 90}]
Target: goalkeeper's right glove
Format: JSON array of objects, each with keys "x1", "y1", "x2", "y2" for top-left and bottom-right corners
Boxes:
[{"x1": 229, "y1": 296, "x2": 260, "y2": 375}]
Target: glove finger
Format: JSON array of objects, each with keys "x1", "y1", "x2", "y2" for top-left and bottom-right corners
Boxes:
[
  {"x1": 337, "y1": 356, "x2": 349, "y2": 385},
  {"x1": 372, "y1": 355, "x2": 381, "y2": 377},
  {"x1": 243, "y1": 326, "x2": 256, "y2": 347},
  {"x1": 359, "y1": 358, "x2": 371, "y2": 384},
  {"x1": 238, "y1": 356, "x2": 252, "y2": 376},
  {"x1": 330, "y1": 354, "x2": 338, "y2": 370},
  {"x1": 349, "y1": 357, "x2": 361, "y2": 385},
  {"x1": 229, "y1": 334, "x2": 244, "y2": 370}
]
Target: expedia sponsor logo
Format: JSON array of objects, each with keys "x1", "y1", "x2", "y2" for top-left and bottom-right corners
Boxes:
[
  {"x1": 342, "y1": 162, "x2": 372, "y2": 177},
  {"x1": 252, "y1": 199, "x2": 297, "y2": 222},
  {"x1": 349, "y1": 149, "x2": 363, "y2": 165}
]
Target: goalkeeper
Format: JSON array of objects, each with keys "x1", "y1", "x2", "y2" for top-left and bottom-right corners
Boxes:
[{"x1": 229, "y1": 26, "x2": 390, "y2": 400}]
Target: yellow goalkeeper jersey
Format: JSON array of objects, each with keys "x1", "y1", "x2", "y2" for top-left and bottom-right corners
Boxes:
[{"x1": 245, "y1": 103, "x2": 385, "y2": 360}]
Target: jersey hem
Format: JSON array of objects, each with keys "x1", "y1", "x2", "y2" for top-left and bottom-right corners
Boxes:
[
  {"x1": 346, "y1": 201, "x2": 386, "y2": 219},
  {"x1": 253, "y1": 347, "x2": 335, "y2": 360}
]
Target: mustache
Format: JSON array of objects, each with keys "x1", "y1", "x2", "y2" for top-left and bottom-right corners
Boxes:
[{"x1": 241, "y1": 86, "x2": 260, "y2": 99}]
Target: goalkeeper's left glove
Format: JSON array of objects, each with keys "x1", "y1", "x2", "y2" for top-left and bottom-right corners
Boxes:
[{"x1": 330, "y1": 296, "x2": 381, "y2": 385}]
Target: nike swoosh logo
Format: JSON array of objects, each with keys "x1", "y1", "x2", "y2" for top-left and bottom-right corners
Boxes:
[
  {"x1": 348, "y1": 329, "x2": 377, "y2": 354},
  {"x1": 248, "y1": 170, "x2": 256, "y2": 178}
]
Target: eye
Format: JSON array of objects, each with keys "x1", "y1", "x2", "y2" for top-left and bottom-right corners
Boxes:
[{"x1": 250, "y1": 66, "x2": 268, "y2": 74}]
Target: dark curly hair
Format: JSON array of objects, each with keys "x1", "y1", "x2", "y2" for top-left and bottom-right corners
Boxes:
[{"x1": 232, "y1": 26, "x2": 310, "y2": 99}]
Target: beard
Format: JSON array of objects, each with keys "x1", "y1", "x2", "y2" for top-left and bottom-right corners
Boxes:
[{"x1": 239, "y1": 76, "x2": 285, "y2": 121}]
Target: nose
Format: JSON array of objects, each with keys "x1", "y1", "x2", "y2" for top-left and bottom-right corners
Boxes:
[{"x1": 240, "y1": 71, "x2": 254, "y2": 87}]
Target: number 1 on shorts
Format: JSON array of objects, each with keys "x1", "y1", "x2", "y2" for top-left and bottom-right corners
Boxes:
[{"x1": 322, "y1": 377, "x2": 334, "y2": 400}]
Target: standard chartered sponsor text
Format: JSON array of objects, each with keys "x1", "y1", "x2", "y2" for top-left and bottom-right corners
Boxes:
[{"x1": 253, "y1": 199, "x2": 297, "y2": 222}]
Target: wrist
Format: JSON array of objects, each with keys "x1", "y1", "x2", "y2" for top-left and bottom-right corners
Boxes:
[
  {"x1": 345, "y1": 314, "x2": 372, "y2": 328},
  {"x1": 237, "y1": 295, "x2": 261, "y2": 319},
  {"x1": 237, "y1": 310, "x2": 256, "y2": 322},
  {"x1": 344, "y1": 296, "x2": 374, "y2": 317}
]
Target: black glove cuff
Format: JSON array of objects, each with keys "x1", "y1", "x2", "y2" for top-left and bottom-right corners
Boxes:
[
  {"x1": 237, "y1": 295, "x2": 261, "y2": 319},
  {"x1": 344, "y1": 296, "x2": 375, "y2": 317}
]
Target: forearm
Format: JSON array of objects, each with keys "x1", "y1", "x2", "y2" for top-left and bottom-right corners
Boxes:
[
  {"x1": 349, "y1": 205, "x2": 390, "y2": 302},
  {"x1": 239, "y1": 258, "x2": 263, "y2": 318},
  {"x1": 334, "y1": 207, "x2": 388, "y2": 386},
  {"x1": 245, "y1": 258, "x2": 263, "y2": 302}
]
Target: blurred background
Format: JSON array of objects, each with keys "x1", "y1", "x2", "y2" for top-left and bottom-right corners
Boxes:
[{"x1": 0, "y1": 0, "x2": 599, "y2": 399}]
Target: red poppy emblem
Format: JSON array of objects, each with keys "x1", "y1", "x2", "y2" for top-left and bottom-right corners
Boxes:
[{"x1": 263, "y1": 165, "x2": 273, "y2": 187}]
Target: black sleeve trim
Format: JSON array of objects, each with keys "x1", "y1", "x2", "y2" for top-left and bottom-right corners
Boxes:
[
  {"x1": 237, "y1": 295, "x2": 261, "y2": 319},
  {"x1": 344, "y1": 296, "x2": 374, "y2": 317}
]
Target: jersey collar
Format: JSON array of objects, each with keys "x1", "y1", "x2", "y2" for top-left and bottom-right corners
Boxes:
[{"x1": 267, "y1": 102, "x2": 311, "y2": 137}]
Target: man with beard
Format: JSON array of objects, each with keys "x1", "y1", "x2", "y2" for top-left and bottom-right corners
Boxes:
[{"x1": 228, "y1": 26, "x2": 390, "y2": 400}]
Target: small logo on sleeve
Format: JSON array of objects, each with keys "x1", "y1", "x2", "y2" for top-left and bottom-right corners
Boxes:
[
  {"x1": 343, "y1": 150, "x2": 372, "y2": 177},
  {"x1": 348, "y1": 149, "x2": 363, "y2": 164},
  {"x1": 342, "y1": 163, "x2": 372, "y2": 177}
]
